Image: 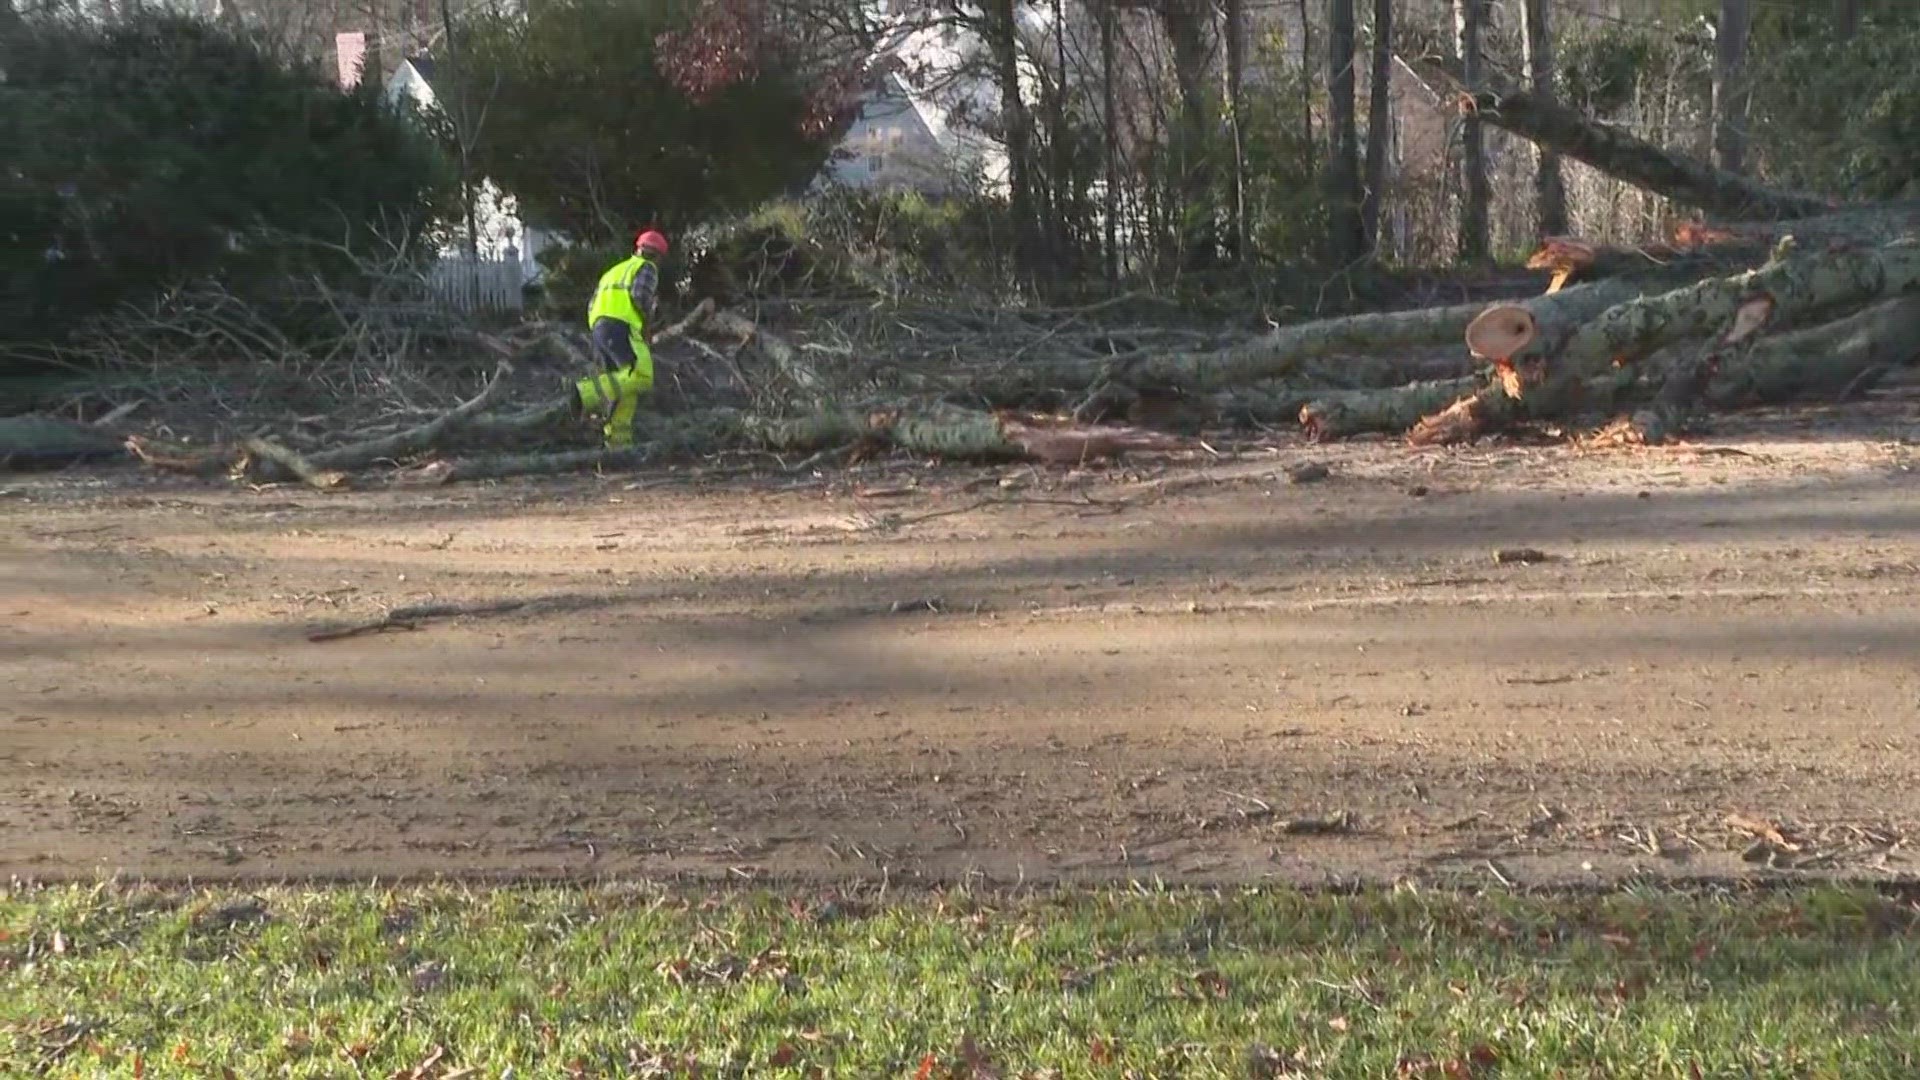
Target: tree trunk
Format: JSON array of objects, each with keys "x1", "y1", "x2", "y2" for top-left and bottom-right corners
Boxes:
[
  {"x1": 0, "y1": 417, "x2": 127, "y2": 470},
  {"x1": 1100, "y1": 0, "x2": 1120, "y2": 284},
  {"x1": 1835, "y1": 0, "x2": 1861, "y2": 39},
  {"x1": 1298, "y1": 377, "x2": 1480, "y2": 440},
  {"x1": 1325, "y1": 0, "x2": 1366, "y2": 265},
  {"x1": 1521, "y1": 0, "x2": 1569, "y2": 238},
  {"x1": 1360, "y1": 0, "x2": 1394, "y2": 251},
  {"x1": 1453, "y1": 0, "x2": 1490, "y2": 263},
  {"x1": 1223, "y1": 0, "x2": 1250, "y2": 263},
  {"x1": 983, "y1": 0, "x2": 1048, "y2": 275},
  {"x1": 1712, "y1": 0, "x2": 1752, "y2": 176},
  {"x1": 1298, "y1": 0, "x2": 1315, "y2": 178},
  {"x1": 1709, "y1": 294, "x2": 1920, "y2": 407},
  {"x1": 1590, "y1": 293, "x2": 1773, "y2": 445},
  {"x1": 1395, "y1": 43, "x2": 1832, "y2": 220},
  {"x1": 1489, "y1": 240, "x2": 1920, "y2": 390},
  {"x1": 1160, "y1": 0, "x2": 1220, "y2": 268}
]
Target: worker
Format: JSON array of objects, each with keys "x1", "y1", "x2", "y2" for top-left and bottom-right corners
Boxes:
[{"x1": 575, "y1": 229, "x2": 669, "y2": 448}]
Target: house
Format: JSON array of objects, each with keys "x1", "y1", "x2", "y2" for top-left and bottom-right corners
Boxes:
[
  {"x1": 378, "y1": 52, "x2": 560, "y2": 283},
  {"x1": 816, "y1": 72, "x2": 972, "y2": 197}
]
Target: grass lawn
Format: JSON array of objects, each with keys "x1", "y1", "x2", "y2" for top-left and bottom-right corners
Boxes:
[{"x1": 3, "y1": 881, "x2": 1917, "y2": 1078}]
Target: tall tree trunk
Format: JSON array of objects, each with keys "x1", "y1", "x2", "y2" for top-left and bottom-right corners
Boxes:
[
  {"x1": 1159, "y1": 0, "x2": 1219, "y2": 268},
  {"x1": 1453, "y1": 0, "x2": 1490, "y2": 263},
  {"x1": 1049, "y1": 0, "x2": 1071, "y2": 264},
  {"x1": 1298, "y1": 0, "x2": 1314, "y2": 179},
  {"x1": 1101, "y1": 0, "x2": 1120, "y2": 284},
  {"x1": 440, "y1": 0, "x2": 478, "y2": 258},
  {"x1": 1360, "y1": 0, "x2": 1393, "y2": 251},
  {"x1": 1223, "y1": 0, "x2": 1249, "y2": 264},
  {"x1": 1325, "y1": 0, "x2": 1365, "y2": 265},
  {"x1": 983, "y1": 0, "x2": 1047, "y2": 276},
  {"x1": 1712, "y1": 0, "x2": 1752, "y2": 175},
  {"x1": 1522, "y1": 0, "x2": 1568, "y2": 238}
]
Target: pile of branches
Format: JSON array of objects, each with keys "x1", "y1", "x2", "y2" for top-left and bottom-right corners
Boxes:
[{"x1": 14, "y1": 60, "x2": 1920, "y2": 484}]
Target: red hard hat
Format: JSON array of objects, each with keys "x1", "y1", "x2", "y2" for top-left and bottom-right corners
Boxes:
[{"x1": 636, "y1": 230, "x2": 669, "y2": 256}]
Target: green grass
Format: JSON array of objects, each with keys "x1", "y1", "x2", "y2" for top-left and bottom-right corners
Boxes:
[{"x1": 3, "y1": 882, "x2": 1917, "y2": 1078}]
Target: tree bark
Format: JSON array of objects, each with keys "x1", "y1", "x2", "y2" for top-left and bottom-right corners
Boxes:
[
  {"x1": 1396, "y1": 41, "x2": 1832, "y2": 221},
  {"x1": 1709, "y1": 294, "x2": 1920, "y2": 407},
  {"x1": 403, "y1": 406, "x2": 1190, "y2": 483},
  {"x1": 982, "y1": 0, "x2": 1049, "y2": 275},
  {"x1": 1835, "y1": 0, "x2": 1861, "y2": 39},
  {"x1": 1298, "y1": 0, "x2": 1314, "y2": 177},
  {"x1": 1492, "y1": 240, "x2": 1920, "y2": 391},
  {"x1": 1712, "y1": 0, "x2": 1752, "y2": 176},
  {"x1": 1223, "y1": 0, "x2": 1250, "y2": 263},
  {"x1": 1298, "y1": 377, "x2": 1480, "y2": 440},
  {"x1": 0, "y1": 416, "x2": 127, "y2": 470},
  {"x1": 1325, "y1": 0, "x2": 1366, "y2": 265},
  {"x1": 1100, "y1": 0, "x2": 1120, "y2": 284},
  {"x1": 1521, "y1": 0, "x2": 1569, "y2": 238},
  {"x1": 1360, "y1": 0, "x2": 1394, "y2": 251},
  {"x1": 1160, "y1": 0, "x2": 1220, "y2": 267},
  {"x1": 1590, "y1": 293, "x2": 1773, "y2": 445},
  {"x1": 1453, "y1": 0, "x2": 1491, "y2": 263}
]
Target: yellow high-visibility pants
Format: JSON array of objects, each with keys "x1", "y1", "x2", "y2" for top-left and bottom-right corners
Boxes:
[{"x1": 574, "y1": 343, "x2": 654, "y2": 448}]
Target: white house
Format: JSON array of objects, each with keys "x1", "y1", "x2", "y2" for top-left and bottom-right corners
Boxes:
[
  {"x1": 816, "y1": 72, "x2": 973, "y2": 196},
  {"x1": 381, "y1": 54, "x2": 560, "y2": 284}
]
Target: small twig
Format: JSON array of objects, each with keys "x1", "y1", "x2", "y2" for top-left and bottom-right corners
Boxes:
[{"x1": 93, "y1": 400, "x2": 145, "y2": 427}]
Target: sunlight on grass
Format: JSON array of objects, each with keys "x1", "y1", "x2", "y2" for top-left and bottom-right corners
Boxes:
[{"x1": 3, "y1": 882, "x2": 1916, "y2": 1077}]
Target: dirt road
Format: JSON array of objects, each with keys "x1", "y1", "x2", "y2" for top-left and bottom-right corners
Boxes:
[{"x1": 6, "y1": 414, "x2": 1920, "y2": 886}]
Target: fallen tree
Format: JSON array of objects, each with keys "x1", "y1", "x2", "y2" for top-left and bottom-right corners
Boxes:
[
  {"x1": 1309, "y1": 238, "x2": 1920, "y2": 448},
  {"x1": 1394, "y1": 36, "x2": 1833, "y2": 221}
]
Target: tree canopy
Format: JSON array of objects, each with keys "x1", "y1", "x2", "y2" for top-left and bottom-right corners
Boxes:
[
  {"x1": 450, "y1": 0, "x2": 852, "y2": 244},
  {"x1": 0, "y1": 9, "x2": 454, "y2": 349}
]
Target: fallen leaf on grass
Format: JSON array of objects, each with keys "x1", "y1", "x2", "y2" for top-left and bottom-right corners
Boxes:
[
  {"x1": 1327, "y1": 1016, "x2": 1350, "y2": 1033},
  {"x1": 1279, "y1": 810, "x2": 1359, "y2": 835},
  {"x1": 395, "y1": 1044, "x2": 446, "y2": 1079},
  {"x1": 1172, "y1": 969, "x2": 1231, "y2": 1000},
  {"x1": 1726, "y1": 812, "x2": 1801, "y2": 852},
  {"x1": 1245, "y1": 1043, "x2": 1311, "y2": 1077},
  {"x1": 1089, "y1": 1037, "x2": 1115, "y2": 1065},
  {"x1": 51, "y1": 929, "x2": 66, "y2": 955},
  {"x1": 770, "y1": 1041, "x2": 799, "y2": 1067}
]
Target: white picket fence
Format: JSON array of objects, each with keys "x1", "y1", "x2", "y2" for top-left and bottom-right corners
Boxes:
[{"x1": 426, "y1": 257, "x2": 526, "y2": 315}]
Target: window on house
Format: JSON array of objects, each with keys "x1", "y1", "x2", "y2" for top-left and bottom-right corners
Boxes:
[{"x1": 868, "y1": 152, "x2": 884, "y2": 174}]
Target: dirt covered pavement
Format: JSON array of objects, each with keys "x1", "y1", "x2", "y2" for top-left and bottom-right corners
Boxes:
[{"x1": 5, "y1": 410, "x2": 1920, "y2": 887}]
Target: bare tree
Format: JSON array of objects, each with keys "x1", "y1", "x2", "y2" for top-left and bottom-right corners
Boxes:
[
  {"x1": 1522, "y1": 0, "x2": 1567, "y2": 237},
  {"x1": 1359, "y1": 0, "x2": 1392, "y2": 252},
  {"x1": 1712, "y1": 0, "x2": 1752, "y2": 175},
  {"x1": 1453, "y1": 0, "x2": 1490, "y2": 263},
  {"x1": 1325, "y1": 0, "x2": 1364, "y2": 264}
]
